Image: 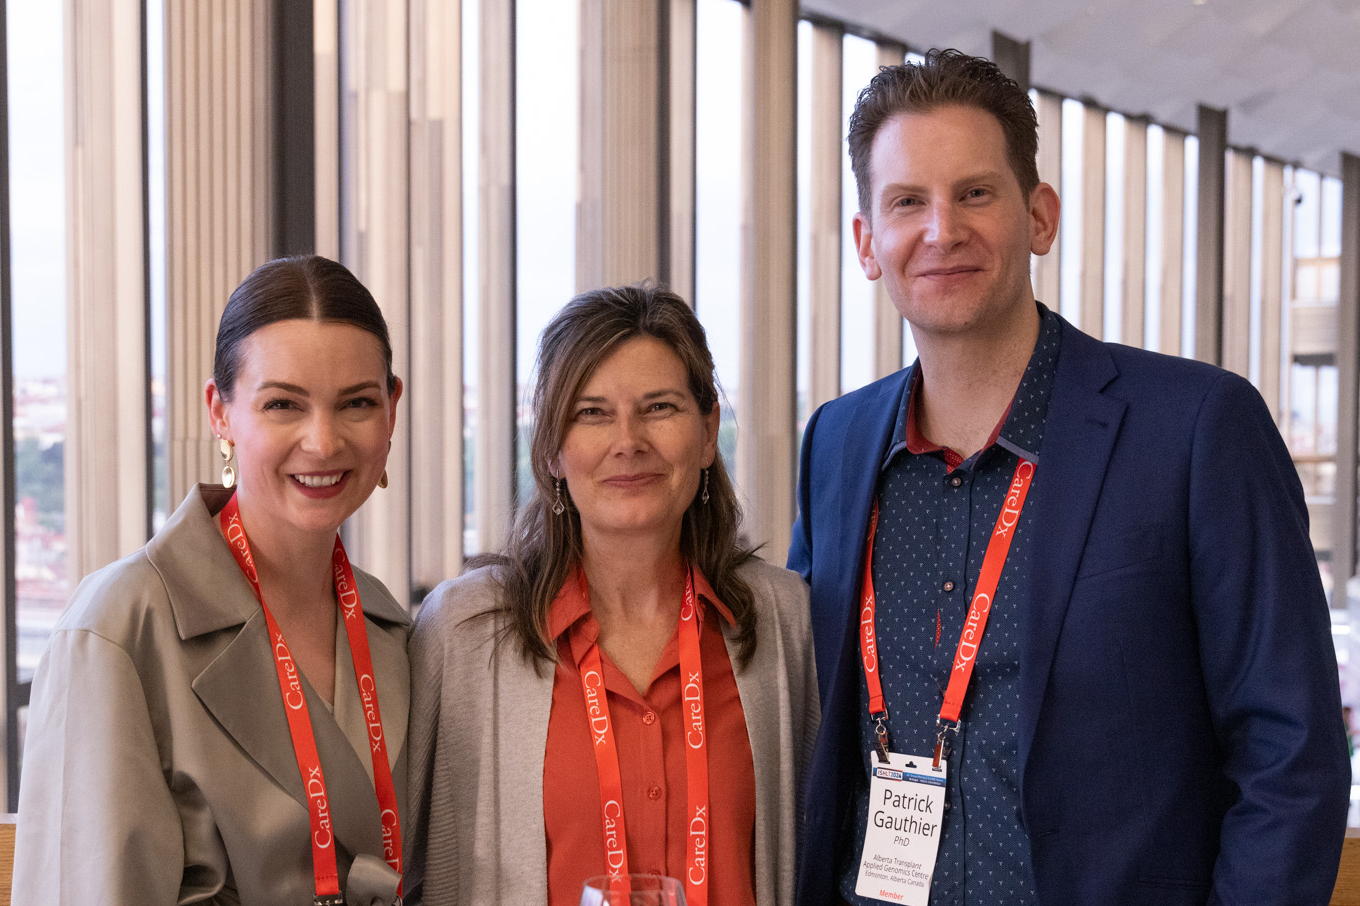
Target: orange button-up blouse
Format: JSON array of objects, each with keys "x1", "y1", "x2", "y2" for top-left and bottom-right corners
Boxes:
[{"x1": 542, "y1": 566, "x2": 756, "y2": 906}]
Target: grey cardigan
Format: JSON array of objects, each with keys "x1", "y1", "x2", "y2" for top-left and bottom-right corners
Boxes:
[{"x1": 404, "y1": 559, "x2": 819, "y2": 906}]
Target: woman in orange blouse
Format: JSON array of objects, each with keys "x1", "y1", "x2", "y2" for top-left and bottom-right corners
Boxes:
[{"x1": 405, "y1": 284, "x2": 818, "y2": 906}]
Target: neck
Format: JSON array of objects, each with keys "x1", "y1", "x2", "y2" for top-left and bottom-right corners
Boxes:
[
  {"x1": 224, "y1": 496, "x2": 337, "y2": 621},
  {"x1": 580, "y1": 531, "x2": 687, "y2": 625},
  {"x1": 911, "y1": 302, "x2": 1041, "y2": 460}
]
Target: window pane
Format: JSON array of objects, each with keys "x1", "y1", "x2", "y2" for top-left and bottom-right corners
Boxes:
[
  {"x1": 516, "y1": 0, "x2": 579, "y2": 503},
  {"x1": 839, "y1": 34, "x2": 876, "y2": 394},
  {"x1": 149, "y1": 0, "x2": 168, "y2": 531},
  {"x1": 8, "y1": 1, "x2": 68, "y2": 683},
  {"x1": 694, "y1": 0, "x2": 743, "y2": 468}
]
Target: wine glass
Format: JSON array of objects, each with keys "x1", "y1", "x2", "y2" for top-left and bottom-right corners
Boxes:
[{"x1": 579, "y1": 873, "x2": 686, "y2": 906}]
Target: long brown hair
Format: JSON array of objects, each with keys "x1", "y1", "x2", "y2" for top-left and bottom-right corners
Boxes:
[{"x1": 469, "y1": 284, "x2": 758, "y2": 667}]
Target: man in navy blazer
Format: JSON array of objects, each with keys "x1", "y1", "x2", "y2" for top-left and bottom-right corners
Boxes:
[{"x1": 790, "y1": 50, "x2": 1349, "y2": 905}]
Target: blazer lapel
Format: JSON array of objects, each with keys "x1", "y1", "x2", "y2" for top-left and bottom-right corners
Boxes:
[
  {"x1": 1017, "y1": 324, "x2": 1126, "y2": 770},
  {"x1": 821, "y1": 370, "x2": 911, "y2": 691}
]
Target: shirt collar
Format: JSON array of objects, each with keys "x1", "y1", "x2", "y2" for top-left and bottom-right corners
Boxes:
[
  {"x1": 547, "y1": 563, "x2": 735, "y2": 666},
  {"x1": 882, "y1": 303, "x2": 1060, "y2": 472}
]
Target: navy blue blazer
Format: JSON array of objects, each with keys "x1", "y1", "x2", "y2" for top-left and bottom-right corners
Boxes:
[{"x1": 789, "y1": 315, "x2": 1350, "y2": 906}]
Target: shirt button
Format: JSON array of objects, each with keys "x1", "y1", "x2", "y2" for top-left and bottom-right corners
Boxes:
[
  {"x1": 942, "y1": 580, "x2": 955, "y2": 592},
  {"x1": 648, "y1": 785, "x2": 662, "y2": 800},
  {"x1": 943, "y1": 800, "x2": 952, "y2": 811},
  {"x1": 949, "y1": 475, "x2": 962, "y2": 487},
  {"x1": 642, "y1": 710, "x2": 657, "y2": 725}
]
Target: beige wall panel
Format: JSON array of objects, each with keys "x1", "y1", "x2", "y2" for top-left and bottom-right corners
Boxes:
[
  {"x1": 409, "y1": 0, "x2": 465, "y2": 586},
  {"x1": 1194, "y1": 105, "x2": 1227, "y2": 366},
  {"x1": 1122, "y1": 118, "x2": 1147, "y2": 347},
  {"x1": 871, "y1": 41, "x2": 906, "y2": 380},
  {"x1": 808, "y1": 24, "x2": 841, "y2": 410},
  {"x1": 1034, "y1": 91, "x2": 1062, "y2": 312},
  {"x1": 1259, "y1": 160, "x2": 1285, "y2": 421},
  {"x1": 1221, "y1": 149, "x2": 1253, "y2": 379},
  {"x1": 738, "y1": 0, "x2": 797, "y2": 559},
  {"x1": 578, "y1": 0, "x2": 661, "y2": 288},
  {"x1": 165, "y1": 0, "x2": 274, "y2": 505},
  {"x1": 478, "y1": 0, "x2": 518, "y2": 552},
  {"x1": 340, "y1": 1, "x2": 412, "y2": 604},
  {"x1": 64, "y1": 0, "x2": 149, "y2": 575},
  {"x1": 1160, "y1": 130, "x2": 1185, "y2": 356},
  {"x1": 1080, "y1": 103, "x2": 1105, "y2": 338},
  {"x1": 668, "y1": 0, "x2": 697, "y2": 302}
]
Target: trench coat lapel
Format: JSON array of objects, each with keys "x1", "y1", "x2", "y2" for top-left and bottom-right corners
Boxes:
[
  {"x1": 152, "y1": 485, "x2": 410, "y2": 864},
  {"x1": 1017, "y1": 324, "x2": 1125, "y2": 770}
]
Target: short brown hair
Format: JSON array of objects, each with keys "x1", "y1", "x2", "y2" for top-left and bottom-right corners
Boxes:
[
  {"x1": 848, "y1": 48, "x2": 1040, "y2": 218},
  {"x1": 470, "y1": 284, "x2": 759, "y2": 667}
]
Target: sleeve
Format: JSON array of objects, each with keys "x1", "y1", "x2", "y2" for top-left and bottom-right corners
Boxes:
[
  {"x1": 1187, "y1": 372, "x2": 1351, "y2": 905},
  {"x1": 12, "y1": 629, "x2": 186, "y2": 906},
  {"x1": 401, "y1": 590, "x2": 448, "y2": 906},
  {"x1": 787, "y1": 402, "x2": 823, "y2": 582}
]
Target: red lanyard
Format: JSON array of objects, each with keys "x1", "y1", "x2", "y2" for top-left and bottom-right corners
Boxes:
[
  {"x1": 576, "y1": 567, "x2": 710, "y2": 906},
  {"x1": 219, "y1": 495, "x2": 403, "y2": 904},
  {"x1": 859, "y1": 459, "x2": 1035, "y2": 767}
]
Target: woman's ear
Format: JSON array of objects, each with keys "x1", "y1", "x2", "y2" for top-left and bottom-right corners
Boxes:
[{"x1": 205, "y1": 378, "x2": 230, "y2": 441}]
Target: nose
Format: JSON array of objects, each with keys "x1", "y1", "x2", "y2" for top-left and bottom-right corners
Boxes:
[
  {"x1": 924, "y1": 201, "x2": 964, "y2": 248},
  {"x1": 301, "y1": 412, "x2": 343, "y2": 458},
  {"x1": 609, "y1": 412, "x2": 647, "y2": 454}
]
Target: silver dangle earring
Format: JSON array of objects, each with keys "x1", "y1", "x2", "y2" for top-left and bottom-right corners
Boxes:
[
  {"x1": 218, "y1": 436, "x2": 236, "y2": 489},
  {"x1": 552, "y1": 476, "x2": 566, "y2": 516},
  {"x1": 701, "y1": 467, "x2": 710, "y2": 505}
]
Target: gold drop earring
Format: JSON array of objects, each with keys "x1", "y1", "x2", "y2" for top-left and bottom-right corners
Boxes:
[{"x1": 218, "y1": 436, "x2": 236, "y2": 489}]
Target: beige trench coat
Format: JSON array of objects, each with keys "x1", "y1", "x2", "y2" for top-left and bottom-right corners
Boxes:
[{"x1": 12, "y1": 485, "x2": 411, "y2": 905}]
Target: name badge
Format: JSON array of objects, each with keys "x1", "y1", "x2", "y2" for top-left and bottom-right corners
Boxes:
[{"x1": 855, "y1": 752, "x2": 946, "y2": 905}]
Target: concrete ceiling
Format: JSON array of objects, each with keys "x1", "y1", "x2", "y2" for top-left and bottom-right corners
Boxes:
[{"x1": 801, "y1": 0, "x2": 1360, "y2": 177}]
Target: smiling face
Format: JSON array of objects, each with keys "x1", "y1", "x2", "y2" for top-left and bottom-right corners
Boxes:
[
  {"x1": 852, "y1": 104, "x2": 1059, "y2": 345},
  {"x1": 206, "y1": 319, "x2": 401, "y2": 545},
  {"x1": 554, "y1": 336, "x2": 719, "y2": 555}
]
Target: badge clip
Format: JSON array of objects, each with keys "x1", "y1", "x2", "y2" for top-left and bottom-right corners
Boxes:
[
  {"x1": 872, "y1": 711, "x2": 892, "y2": 763},
  {"x1": 933, "y1": 718, "x2": 959, "y2": 768}
]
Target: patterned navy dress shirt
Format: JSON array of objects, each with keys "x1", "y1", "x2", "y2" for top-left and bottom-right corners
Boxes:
[{"x1": 839, "y1": 307, "x2": 1061, "y2": 906}]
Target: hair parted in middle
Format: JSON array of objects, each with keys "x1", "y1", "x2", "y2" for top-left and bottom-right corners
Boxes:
[
  {"x1": 847, "y1": 47, "x2": 1040, "y2": 220},
  {"x1": 467, "y1": 283, "x2": 759, "y2": 667}
]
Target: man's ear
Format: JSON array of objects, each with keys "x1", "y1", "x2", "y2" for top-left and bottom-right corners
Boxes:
[
  {"x1": 1028, "y1": 182, "x2": 1061, "y2": 256},
  {"x1": 852, "y1": 212, "x2": 882, "y2": 281}
]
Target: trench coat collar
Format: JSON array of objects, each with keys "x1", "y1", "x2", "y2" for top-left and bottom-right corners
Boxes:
[{"x1": 147, "y1": 484, "x2": 410, "y2": 870}]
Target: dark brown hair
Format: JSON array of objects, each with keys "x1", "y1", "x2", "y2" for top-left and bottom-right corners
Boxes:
[
  {"x1": 470, "y1": 284, "x2": 758, "y2": 667},
  {"x1": 848, "y1": 48, "x2": 1040, "y2": 218},
  {"x1": 213, "y1": 255, "x2": 397, "y2": 400}
]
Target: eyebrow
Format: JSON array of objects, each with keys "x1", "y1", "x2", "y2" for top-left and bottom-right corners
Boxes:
[
  {"x1": 575, "y1": 388, "x2": 687, "y2": 404},
  {"x1": 256, "y1": 380, "x2": 382, "y2": 396},
  {"x1": 878, "y1": 169, "x2": 1010, "y2": 200}
]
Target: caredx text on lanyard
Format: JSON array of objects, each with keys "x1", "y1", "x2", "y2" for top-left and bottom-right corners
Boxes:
[
  {"x1": 854, "y1": 458, "x2": 1035, "y2": 904},
  {"x1": 219, "y1": 494, "x2": 402, "y2": 906},
  {"x1": 575, "y1": 566, "x2": 711, "y2": 906},
  {"x1": 859, "y1": 457, "x2": 1035, "y2": 766}
]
